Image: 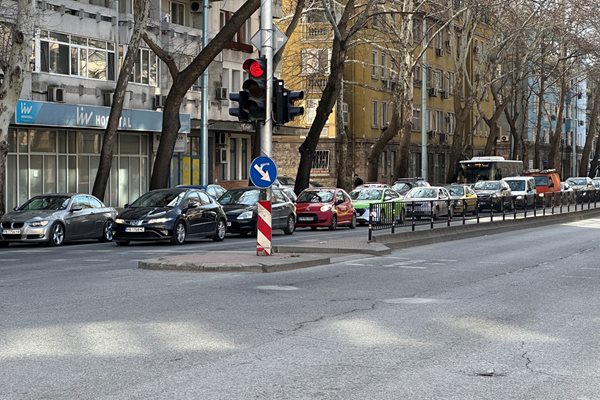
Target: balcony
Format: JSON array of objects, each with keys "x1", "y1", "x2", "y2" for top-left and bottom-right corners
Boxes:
[{"x1": 302, "y1": 23, "x2": 333, "y2": 41}]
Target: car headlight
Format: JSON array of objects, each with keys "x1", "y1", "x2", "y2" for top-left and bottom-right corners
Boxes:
[
  {"x1": 516, "y1": 195, "x2": 524, "y2": 200},
  {"x1": 491, "y1": 194, "x2": 498, "y2": 198},
  {"x1": 29, "y1": 220, "x2": 49, "y2": 227},
  {"x1": 147, "y1": 217, "x2": 173, "y2": 224},
  {"x1": 237, "y1": 211, "x2": 253, "y2": 220},
  {"x1": 539, "y1": 193, "x2": 544, "y2": 197},
  {"x1": 320, "y1": 204, "x2": 333, "y2": 212},
  {"x1": 115, "y1": 218, "x2": 126, "y2": 224}
]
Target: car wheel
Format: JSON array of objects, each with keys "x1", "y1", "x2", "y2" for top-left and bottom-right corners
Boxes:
[
  {"x1": 115, "y1": 240, "x2": 129, "y2": 246},
  {"x1": 0, "y1": 242, "x2": 9, "y2": 247},
  {"x1": 212, "y1": 219, "x2": 226, "y2": 242},
  {"x1": 329, "y1": 215, "x2": 337, "y2": 231},
  {"x1": 47, "y1": 222, "x2": 65, "y2": 246},
  {"x1": 170, "y1": 220, "x2": 187, "y2": 245},
  {"x1": 99, "y1": 220, "x2": 114, "y2": 242},
  {"x1": 349, "y1": 214, "x2": 357, "y2": 229},
  {"x1": 283, "y1": 214, "x2": 295, "y2": 235}
]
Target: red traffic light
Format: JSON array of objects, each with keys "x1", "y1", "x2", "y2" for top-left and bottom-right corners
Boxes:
[{"x1": 243, "y1": 58, "x2": 265, "y2": 78}]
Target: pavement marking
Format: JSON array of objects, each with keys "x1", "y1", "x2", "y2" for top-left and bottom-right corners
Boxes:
[
  {"x1": 49, "y1": 259, "x2": 67, "y2": 262},
  {"x1": 382, "y1": 298, "x2": 447, "y2": 304},
  {"x1": 396, "y1": 266, "x2": 427, "y2": 269},
  {"x1": 478, "y1": 261, "x2": 506, "y2": 265},
  {"x1": 561, "y1": 275, "x2": 600, "y2": 280},
  {"x1": 346, "y1": 263, "x2": 369, "y2": 266},
  {"x1": 580, "y1": 267, "x2": 600, "y2": 270},
  {"x1": 1, "y1": 259, "x2": 20, "y2": 262},
  {"x1": 255, "y1": 285, "x2": 299, "y2": 291},
  {"x1": 82, "y1": 259, "x2": 108, "y2": 262}
]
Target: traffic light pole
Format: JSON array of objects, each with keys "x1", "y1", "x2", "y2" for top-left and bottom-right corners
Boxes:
[{"x1": 260, "y1": 0, "x2": 273, "y2": 158}]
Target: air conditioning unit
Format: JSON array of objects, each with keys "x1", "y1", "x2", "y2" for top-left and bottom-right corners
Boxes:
[
  {"x1": 153, "y1": 95, "x2": 166, "y2": 109},
  {"x1": 500, "y1": 135, "x2": 509, "y2": 142},
  {"x1": 216, "y1": 147, "x2": 228, "y2": 163},
  {"x1": 215, "y1": 87, "x2": 228, "y2": 100},
  {"x1": 435, "y1": 48, "x2": 443, "y2": 56},
  {"x1": 428, "y1": 87, "x2": 437, "y2": 97},
  {"x1": 190, "y1": 1, "x2": 201, "y2": 12},
  {"x1": 47, "y1": 86, "x2": 65, "y2": 102},
  {"x1": 102, "y1": 91, "x2": 114, "y2": 106},
  {"x1": 216, "y1": 132, "x2": 228, "y2": 146}
]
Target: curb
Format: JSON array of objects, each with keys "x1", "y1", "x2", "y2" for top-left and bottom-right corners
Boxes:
[{"x1": 138, "y1": 253, "x2": 331, "y2": 273}]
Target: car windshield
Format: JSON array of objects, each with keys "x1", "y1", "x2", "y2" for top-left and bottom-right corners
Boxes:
[
  {"x1": 447, "y1": 187, "x2": 465, "y2": 196},
  {"x1": 532, "y1": 176, "x2": 549, "y2": 186},
  {"x1": 131, "y1": 190, "x2": 185, "y2": 207},
  {"x1": 19, "y1": 195, "x2": 71, "y2": 211},
  {"x1": 392, "y1": 183, "x2": 412, "y2": 194},
  {"x1": 350, "y1": 188, "x2": 383, "y2": 201},
  {"x1": 474, "y1": 181, "x2": 501, "y2": 190},
  {"x1": 297, "y1": 190, "x2": 334, "y2": 203},
  {"x1": 407, "y1": 188, "x2": 437, "y2": 198},
  {"x1": 218, "y1": 189, "x2": 260, "y2": 205},
  {"x1": 567, "y1": 178, "x2": 588, "y2": 186},
  {"x1": 505, "y1": 180, "x2": 525, "y2": 191}
]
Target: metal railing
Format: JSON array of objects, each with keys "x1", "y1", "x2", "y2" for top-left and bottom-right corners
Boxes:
[{"x1": 367, "y1": 189, "x2": 600, "y2": 240}]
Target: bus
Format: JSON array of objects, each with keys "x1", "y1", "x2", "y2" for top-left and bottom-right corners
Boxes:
[{"x1": 457, "y1": 156, "x2": 524, "y2": 184}]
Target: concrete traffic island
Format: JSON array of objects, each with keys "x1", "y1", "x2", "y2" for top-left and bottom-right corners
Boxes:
[{"x1": 138, "y1": 251, "x2": 331, "y2": 273}]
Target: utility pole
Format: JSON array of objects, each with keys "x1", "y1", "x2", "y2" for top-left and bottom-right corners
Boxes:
[
  {"x1": 200, "y1": 0, "x2": 209, "y2": 185},
  {"x1": 421, "y1": 18, "x2": 428, "y2": 180},
  {"x1": 260, "y1": 0, "x2": 273, "y2": 158}
]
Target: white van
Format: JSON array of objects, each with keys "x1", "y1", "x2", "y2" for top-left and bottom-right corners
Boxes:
[{"x1": 502, "y1": 176, "x2": 536, "y2": 209}]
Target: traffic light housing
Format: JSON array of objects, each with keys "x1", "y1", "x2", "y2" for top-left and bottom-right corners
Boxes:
[
  {"x1": 242, "y1": 57, "x2": 267, "y2": 121},
  {"x1": 286, "y1": 89, "x2": 304, "y2": 122},
  {"x1": 273, "y1": 79, "x2": 304, "y2": 125},
  {"x1": 228, "y1": 91, "x2": 249, "y2": 121}
]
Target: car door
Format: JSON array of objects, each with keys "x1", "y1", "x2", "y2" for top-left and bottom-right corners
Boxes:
[
  {"x1": 182, "y1": 192, "x2": 203, "y2": 235},
  {"x1": 196, "y1": 191, "x2": 218, "y2": 234},
  {"x1": 65, "y1": 195, "x2": 90, "y2": 239},
  {"x1": 334, "y1": 190, "x2": 350, "y2": 224},
  {"x1": 86, "y1": 195, "x2": 107, "y2": 238},
  {"x1": 439, "y1": 188, "x2": 450, "y2": 215},
  {"x1": 271, "y1": 189, "x2": 287, "y2": 228}
]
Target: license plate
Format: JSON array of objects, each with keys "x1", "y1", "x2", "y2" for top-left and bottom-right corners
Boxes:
[
  {"x1": 227, "y1": 221, "x2": 231, "y2": 227},
  {"x1": 298, "y1": 216, "x2": 314, "y2": 221},
  {"x1": 125, "y1": 227, "x2": 145, "y2": 233},
  {"x1": 2, "y1": 229, "x2": 21, "y2": 235}
]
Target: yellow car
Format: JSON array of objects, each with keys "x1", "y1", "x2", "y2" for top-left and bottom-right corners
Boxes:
[{"x1": 447, "y1": 184, "x2": 478, "y2": 215}]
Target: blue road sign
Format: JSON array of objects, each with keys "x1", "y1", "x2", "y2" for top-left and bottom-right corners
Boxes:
[{"x1": 249, "y1": 156, "x2": 278, "y2": 188}]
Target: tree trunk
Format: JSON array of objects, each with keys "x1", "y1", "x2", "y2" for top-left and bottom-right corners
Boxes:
[
  {"x1": 92, "y1": 0, "x2": 150, "y2": 201},
  {"x1": 145, "y1": 0, "x2": 260, "y2": 189},
  {"x1": 547, "y1": 67, "x2": 567, "y2": 170},
  {"x1": 293, "y1": 0, "x2": 355, "y2": 195},
  {"x1": 367, "y1": 108, "x2": 400, "y2": 181},
  {"x1": 0, "y1": 0, "x2": 35, "y2": 214},
  {"x1": 533, "y1": 67, "x2": 546, "y2": 169},
  {"x1": 483, "y1": 103, "x2": 506, "y2": 155},
  {"x1": 335, "y1": 82, "x2": 352, "y2": 192},
  {"x1": 584, "y1": 80, "x2": 600, "y2": 177},
  {"x1": 395, "y1": 101, "x2": 414, "y2": 179}
]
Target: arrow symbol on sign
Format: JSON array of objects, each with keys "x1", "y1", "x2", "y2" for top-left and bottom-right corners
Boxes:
[{"x1": 253, "y1": 163, "x2": 271, "y2": 181}]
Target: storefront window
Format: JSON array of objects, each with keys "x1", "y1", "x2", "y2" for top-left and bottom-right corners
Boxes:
[
  {"x1": 78, "y1": 132, "x2": 101, "y2": 153},
  {"x1": 120, "y1": 134, "x2": 139, "y2": 154},
  {"x1": 30, "y1": 130, "x2": 56, "y2": 152}
]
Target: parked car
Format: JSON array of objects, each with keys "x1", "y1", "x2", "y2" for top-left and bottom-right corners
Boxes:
[
  {"x1": 560, "y1": 181, "x2": 576, "y2": 204},
  {"x1": 446, "y1": 184, "x2": 478, "y2": 215},
  {"x1": 404, "y1": 186, "x2": 453, "y2": 220},
  {"x1": 524, "y1": 169, "x2": 561, "y2": 205},
  {"x1": 280, "y1": 187, "x2": 298, "y2": 203},
  {"x1": 473, "y1": 180, "x2": 513, "y2": 211},
  {"x1": 273, "y1": 176, "x2": 322, "y2": 189},
  {"x1": 566, "y1": 177, "x2": 596, "y2": 202},
  {"x1": 502, "y1": 176, "x2": 536, "y2": 209},
  {"x1": 392, "y1": 178, "x2": 430, "y2": 196},
  {"x1": 177, "y1": 184, "x2": 227, "y2": 200},
  {"x1": 350, "y1": 186, "x2": 404, "y2": 225},
  {"x1": 218, "y1": 187, "x2": 296, "y2": 235},
  {"x1": 112, "y1": 188, "x2": 227, "y2": 245},
  {"x1": 295, "y1": 188, "x2": 356, "y2": 230},
  {"x1": 0, "y1": 193, "x2": 117, "y2": 247}
]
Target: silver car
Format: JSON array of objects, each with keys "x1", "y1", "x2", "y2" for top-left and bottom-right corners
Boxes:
[{"x1": 0, "y1": 193, "x2": 118, "y2": 247}]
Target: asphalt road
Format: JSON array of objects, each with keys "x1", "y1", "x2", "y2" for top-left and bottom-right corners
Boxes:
[{"x1": 2, "y1": 219, "x2": 600, "y2": 399}]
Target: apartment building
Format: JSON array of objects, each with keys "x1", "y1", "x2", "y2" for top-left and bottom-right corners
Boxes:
[{"x1": 5, "y1": 0, "x2": 260, "y2": 210}]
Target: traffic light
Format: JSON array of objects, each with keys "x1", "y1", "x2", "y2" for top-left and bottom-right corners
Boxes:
[
  {"x1": 286, "y1": 89, "x2": 304, "y2": 122},
  {"x1": 242, "y1": 57, "x2": 267, "y2": 121},
  {"x1": 272, "y1": 79, "x2": 304, "y2": 125},
  {"x1": 228, "y1": 91, "x2": 249, "y2": 121}
]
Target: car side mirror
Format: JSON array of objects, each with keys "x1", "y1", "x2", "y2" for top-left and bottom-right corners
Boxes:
[
  {"x1": 71, "y1": 206, "x2": 83, "y2": 212},
  {"x1": 13, "y1": 206, "x2": 18, "y2": 211},
  {"x1": 187, "y1": 202, "x2": 199, "y2": 209},
  {"x1": 124, "y1": 203, "x2": 129, "y2": 208}
]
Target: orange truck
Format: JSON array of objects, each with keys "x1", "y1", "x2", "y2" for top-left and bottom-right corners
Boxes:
[{"x1": 523, "y1": 169, "x2": 561, "y2": 204}]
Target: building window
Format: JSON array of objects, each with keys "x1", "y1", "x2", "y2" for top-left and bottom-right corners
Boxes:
[
  {"x1": 220, "y1": 10, "x2": 253, "y2": 52},
  {"x1": 381, "y1": 101, "x2": 388, "y2": 127},
  {"x1": 413, "y1": 108, "x2": 421, "y2": 131},
  {"x1": 128, "y1": 47, "x2": 159, "y2": 86},
  {"x1": 372, "y1": 50, "x2": 378, "y2": 78},
  {"x1": 305, "y1": 99, "x2": 319, "y2": 125},
  {"x1": 436, "y1": 110, "x2": 444, "y2": 132},
  {"x1": 301, "y1": 48, "x2": 331, "y2": 75},
  {"x1": 311, "y1": 150, "x2": 330, "y2": 170},
  {"x1": 446, "y1": 112, "x2": 455, "y2": 134},
  {"x1": 372, "y1": 101, "x2": 378, "y2": 128},
  {"x1": 170, "y1": 1, "x2": 185, "y2": 25},
  {"x1": 381, "y1": 53, "x2": 386, "y2": 79},
  {"x1": 40, "y1": 31, "x2": 115, "y2": 80},
  {"x1": 448, "y1": 72, "x2": 455, "y2": 94}
]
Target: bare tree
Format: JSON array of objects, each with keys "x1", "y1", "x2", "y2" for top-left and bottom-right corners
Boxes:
[
  {"x1": 92, "y1": 0, "x2": 150, "y2": 201},
  {"x1": 0, "y1": 0, "x2": 35, "y2": 214},
  {"x1": 145, "y1": 0, "x2": 260, "y2": 189}
]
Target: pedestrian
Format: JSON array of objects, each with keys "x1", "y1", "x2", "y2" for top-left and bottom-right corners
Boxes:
[{"x1": 353, "y1": 173, "x2": 364, "y2": 188}]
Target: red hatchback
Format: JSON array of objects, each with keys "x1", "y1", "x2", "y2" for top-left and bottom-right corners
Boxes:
[{"x1": 295, "y1": 188, "x2": 356, "y2": 230}]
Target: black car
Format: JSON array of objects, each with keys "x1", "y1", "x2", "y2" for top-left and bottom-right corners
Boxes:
[
  {"x1": 218, "y1": 187, "x2": 296, "y2": 236},
  {"x1": 112, "y1": 188, "x2": 227, "y2": 245}
]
